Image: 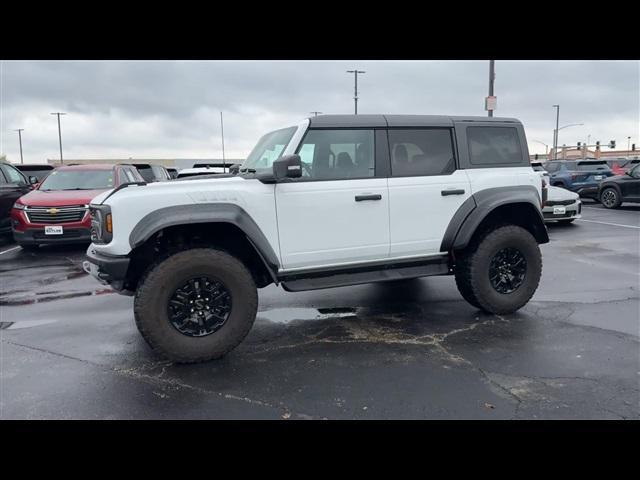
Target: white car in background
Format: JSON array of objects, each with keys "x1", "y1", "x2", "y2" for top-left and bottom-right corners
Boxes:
[
  {"x1": 543, "y1": 185, "x2": 582, "y2": 224},
  {"x1": 531, "y1": 162, "x2": 581, "y2": 224}
]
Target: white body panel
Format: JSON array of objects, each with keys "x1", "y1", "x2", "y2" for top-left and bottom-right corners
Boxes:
[
  {"x1": 275, "y1": 178, "x2": 389, "y2": 270},
  {"x1": 465, "y1": 167, "x2": 541, "y2": 195},
  {"x1": 91, "y1": 176, "x2": 279, "y2": 257},
  {"x1": 387, "y1": 170, "x2": 471, "y2": 256}
]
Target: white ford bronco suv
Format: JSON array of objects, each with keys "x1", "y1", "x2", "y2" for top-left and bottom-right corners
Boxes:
[{"x1": 84, "y1": 115, "x2": 548, "y2": 363}]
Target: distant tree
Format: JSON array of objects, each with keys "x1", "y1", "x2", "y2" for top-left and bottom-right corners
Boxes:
[{"x1": 0, "y1": 154, "x2": 6, "y2": 162}]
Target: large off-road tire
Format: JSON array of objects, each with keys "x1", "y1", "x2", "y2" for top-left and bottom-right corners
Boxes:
[
  {"x1": 600, "y1": 187, "x2": 621, "y2": 209},
  {"x1": 134, "y1": 248, "x2": 258, "y2": 363},
  {"x1": 454, "y1": 225, "x2": 542, "y2": 314}
]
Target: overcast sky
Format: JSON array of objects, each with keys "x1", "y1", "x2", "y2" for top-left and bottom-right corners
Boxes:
[{"x1": 1, "y1": 60, "x2": 638, "y2": 163}]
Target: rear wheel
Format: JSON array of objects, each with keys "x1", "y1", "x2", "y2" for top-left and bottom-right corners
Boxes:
[
  {"x1": 454, "y1": 225, "x2": 542, "y2": 314},
  {"x1": 134, "y1": 248, "x2": 258, "y2": 363},
  {"x1": 600, "y1": 187, "x2": 621, "y2": 209}
]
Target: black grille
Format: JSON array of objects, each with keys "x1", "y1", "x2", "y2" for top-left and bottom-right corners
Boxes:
[
  {"x1": 26, "y1": 206, "x2": 87, "y2": 224},
  {"x1": 545, "y1": 199, "x2": 577, "y2": 206},
  {"x1": 544, "y1": 211, "x2": 574, "y2": 219}
]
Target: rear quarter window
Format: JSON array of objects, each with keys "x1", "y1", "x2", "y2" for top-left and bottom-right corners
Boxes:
[{"x1": 467, "y1": 126, "x2": 523, "y2": 166}]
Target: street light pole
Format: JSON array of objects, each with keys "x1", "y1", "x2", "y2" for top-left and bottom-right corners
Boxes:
[
  {"x1": 15, "y1": 129, "x2": 24, "y2": 164},
  {"x1": 220, "y1": 111, "x2": 226, "y2": 173},
  {"x1": 628, "y1": 136, "x2": 631, "y2": 157},
  {"x1": 488, "y1": 60, "x2": 495, "y2": 118},
  {"x1": 552, "y1": 107, "x2": 558, "y2": 159},
  {"x1": 50, "y1": 112, "x2": 66, "y2": 164},
  {"x1": 346, "y1": 70, "x2": 365, "y2": 114}
]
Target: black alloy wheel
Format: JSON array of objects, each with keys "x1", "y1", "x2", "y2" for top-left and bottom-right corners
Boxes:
[
  {"x1": 488, "y1": 247, "x2": 527, "y2": 294},
  {"x1": 168, "y1": 276, "x2": 232, "y2": 337}
]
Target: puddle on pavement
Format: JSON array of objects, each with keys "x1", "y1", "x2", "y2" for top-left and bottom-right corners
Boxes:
[
  {"x1": 0, "y1": 288, "x2": 114, "y2": 306},
  {"x1": 0, "y1": 319, "x2": 58, "y2": 330},
  {"x1": 257, "y1": 307, "x2": 358, "y2": 324}
]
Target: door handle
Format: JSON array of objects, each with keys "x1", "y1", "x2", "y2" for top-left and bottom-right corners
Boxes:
[
  {"x1": 441, "y1": 189, "x2": 465, "y2": 196},
  {"x1": 355, "y1": 194, "x2": 382, "y2": 202}
]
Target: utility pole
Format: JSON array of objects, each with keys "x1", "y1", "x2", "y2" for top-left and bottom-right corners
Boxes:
[
  {"x1": 487, "y1": 60, "x2": 495, "y2": 117},
  {"x1": 14, "y1": 129, "x2": 24, "y2": 164},
  {"x1": 346, "y1": 70, "x2": 365, "y2": 114},
  {"x1": 50, "y1": 112, "x2": 66, "y2": 164},
  {"x1": 310, "y1": 111, "x2": 323, "y2": 117},
  {"x1": 220, "y1": 111, "x2": 226, "y2": 173},
  {"x1": 628, "y1": 136, "x2": 632, "y2": 157},
  {"x1": 552, "y1": 105, "x2": 560, "y2": 160}
]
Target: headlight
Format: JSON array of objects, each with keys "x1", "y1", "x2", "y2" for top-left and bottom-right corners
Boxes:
[
  {"x1": 90, "y1": 204, "x2": 113, "y2": 244},
  {"x1": 13, "y1": 202, "x2": 26, "y2": 210}
]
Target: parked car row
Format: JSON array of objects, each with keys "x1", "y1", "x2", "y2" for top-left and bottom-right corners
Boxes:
[
  {"x1": 538, "y1": 159, "x2": 640, "y2": 210},
  {"x1": 2, "y1": 160, "x2": 240, "y2": 250}
]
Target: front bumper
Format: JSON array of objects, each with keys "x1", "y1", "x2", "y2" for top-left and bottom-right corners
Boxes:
[
  {"x1": 13, "y1": 227, "x2": 92, "y2": 245},
  {"x1": 543, "y1": 201, "x2": 582, "y2": 222},
  {"x1": 83, "y1": 247, "x2": 131, "y2": 293}
]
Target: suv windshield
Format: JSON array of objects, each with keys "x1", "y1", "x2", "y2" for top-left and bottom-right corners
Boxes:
[
  {"x1": 39, "y1": 169, "x2": 115, "y2": 190},
  {"x1": 241, "y1": 126, "x2": 297, "y2": 172}
]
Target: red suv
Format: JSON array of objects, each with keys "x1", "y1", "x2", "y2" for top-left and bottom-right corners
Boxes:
[{"x1": 11, "y1": 163, "x2": 144, "y2": 250}]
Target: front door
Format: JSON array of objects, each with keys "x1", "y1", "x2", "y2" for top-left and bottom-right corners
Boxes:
[{"x1": 275, "y1": 128, "x2": 390, "y2": 271}]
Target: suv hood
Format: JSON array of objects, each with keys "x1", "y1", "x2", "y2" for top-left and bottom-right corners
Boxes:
[{"x1": 18, "y1": 188, "x2": 109, "y2": 207}]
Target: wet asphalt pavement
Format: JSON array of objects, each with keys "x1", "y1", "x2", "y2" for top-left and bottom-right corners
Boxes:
[{"x1": 1, "y1": 202, "x2": 639, "y2": 419}]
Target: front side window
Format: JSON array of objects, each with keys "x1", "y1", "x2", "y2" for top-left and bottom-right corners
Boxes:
[
  {"x1": 389, "y1": 129, "x2": 455, "y2": 177},
  {"x1": 241, "y1": 126, "x2": 297, "y2": 173},
  {"x1": 39, "y1": 169, "x2": 115, "y2": 191},
  {"x1": 467, "y1": 126, "x2": 522, "y2": 166},
  {"x1": 296, "y1": 129, "x2": 375, "y2": 180},
  {"x1": 1, "y1": 164, "x2": 27, "y2": 185}
]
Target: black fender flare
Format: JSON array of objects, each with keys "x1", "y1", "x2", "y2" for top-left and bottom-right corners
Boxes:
[
  {"x1": 440, "y1": 185, "x2": 549, "y2": 252},
  {"x1": 128, "y1": 203, "x2": 280, "y2": 278}
]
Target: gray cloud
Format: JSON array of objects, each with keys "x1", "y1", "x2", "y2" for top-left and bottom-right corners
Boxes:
[{"x1": 1, "y1": 60, "x2": 638, "y2": 163}]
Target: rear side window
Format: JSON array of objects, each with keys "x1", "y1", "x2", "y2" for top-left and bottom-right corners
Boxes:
[
  {"x1": 576, "y1": 162, "x2": 610, "y2": 171},
  {"x1": 389, "y1": 129, "x2": 456, "y2": 177},
  {"x1": 467, "y1": 127, "x2": 522, "y2": 166}
]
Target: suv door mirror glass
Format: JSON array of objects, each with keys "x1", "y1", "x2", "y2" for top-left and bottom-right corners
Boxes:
[
  {"x1": 273, "y1": 154, "x2": 303, "y2": 180},
  {"x1": 29, "y1": 176, "x2": 38, "y2": 184}
]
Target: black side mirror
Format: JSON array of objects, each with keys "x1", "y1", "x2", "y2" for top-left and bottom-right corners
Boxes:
[
  {"x1": 29, "y1": 176, "x2": 38, "y2": 184},
  {"x1": 273, "y1": 154, "x2": 303, "y2": 180}
]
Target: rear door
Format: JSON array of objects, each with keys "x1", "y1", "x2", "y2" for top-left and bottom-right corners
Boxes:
[
  {"x1": 275, "y1": 128, "x2": 390, "y2": 270},
  {"x1": 387, "y1": 127, "x2": 471, "y2": 256}
]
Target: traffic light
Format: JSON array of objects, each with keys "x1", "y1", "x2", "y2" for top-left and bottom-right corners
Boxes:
[
  {"x1": 609, "y1": 140, "x2": 616, "y2": 149},
  {"x1": 633, "y1": 144, "x2": 636, "y2": 151},
  {"x1": 535, "y1": 154, "x2": 539, "y2": 160},
  {"x1": 596, "y1": 141, "x2": 600, "y2": 149},
  {"x1": 577, "y1": 142, "x2": 581, "y2": 148}
]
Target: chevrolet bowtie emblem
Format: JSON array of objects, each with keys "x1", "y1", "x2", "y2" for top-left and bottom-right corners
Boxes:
[{"x1": 47, "y1": 208, "x2": 60, "y2": 214}]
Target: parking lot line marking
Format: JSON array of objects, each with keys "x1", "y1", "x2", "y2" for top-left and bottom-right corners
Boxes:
[
  {"x1": 0, "y1": 246, "x2": 21, "y2": 255},
  {"x1": 576, "y1": 219, "x2": 640, "y2": 229}
]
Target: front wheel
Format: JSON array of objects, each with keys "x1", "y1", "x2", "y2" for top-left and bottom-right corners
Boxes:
[
  {"x1": 133, "y1": 248, "x2": 258, "y2": 363},
  {"x1": 454, "y1": 225, "x2": 542, "y2": 314},
  {"x1": 600, "y1": 188, "x2": 621, "y2": 209}
]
